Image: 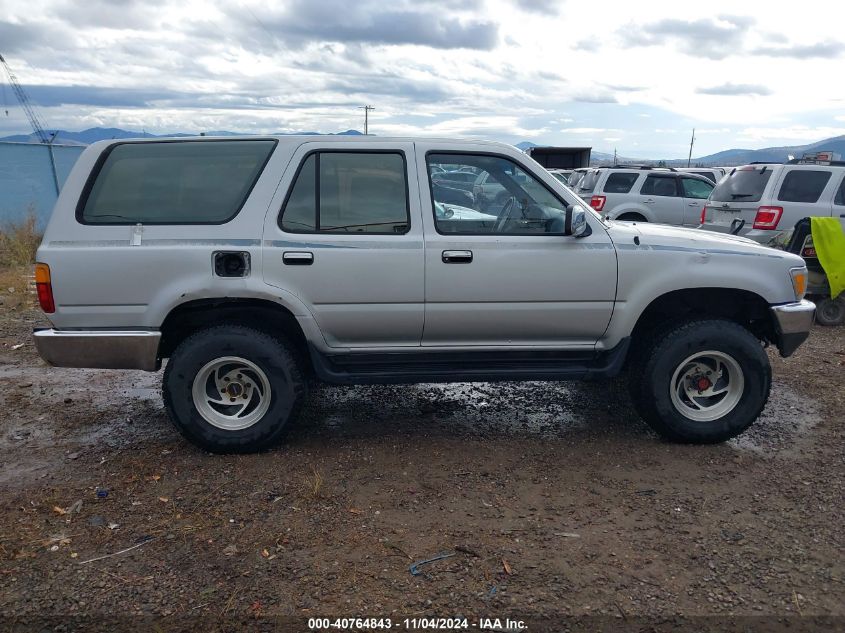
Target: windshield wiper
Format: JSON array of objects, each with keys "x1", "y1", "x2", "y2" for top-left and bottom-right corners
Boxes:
[{"x1": 730, "y1": 193, "x2": 755, "y2": 199}]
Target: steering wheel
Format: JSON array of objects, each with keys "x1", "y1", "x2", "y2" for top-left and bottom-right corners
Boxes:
[{"x1": 494, "y1": 197, "x2": 516, "y2": 233}]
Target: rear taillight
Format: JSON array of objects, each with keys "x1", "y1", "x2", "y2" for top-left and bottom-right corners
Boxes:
[
  {"x1": 752, "y1": 206, "x2": 783, "y2": 230},
  {"x1": 34, "y1": 263, "x2": 55, "y2": 313},
  {"x1": 700, "y1": 206, "x2": 707, "y2": 224},
  {"x1": 590, "y1": 195, "x2": 606, "y2": 212}
]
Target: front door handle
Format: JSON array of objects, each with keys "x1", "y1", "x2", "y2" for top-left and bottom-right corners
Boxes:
[
  {"x1": 442, "y1": 250, "x2": 473, "y2": 264},
  {"x1": 283, "y1": 251, "x2": 314, "y2": 265}
]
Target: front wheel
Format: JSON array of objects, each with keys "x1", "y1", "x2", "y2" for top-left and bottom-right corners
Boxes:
[
  {"x1": 628, "y1": 319, "x2": 771, "y2": 443},
  {"x1": 163, "y1": 325, "x2": 307, "y2": 453}
]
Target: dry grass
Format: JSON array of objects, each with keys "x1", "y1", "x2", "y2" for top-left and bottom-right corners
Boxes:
[
  {"x1": 0, "y1": 209, "x2": 41, "y2": 268},
  {"x1": 302, "y1": 467, "x2": 325, "y2": 499}
]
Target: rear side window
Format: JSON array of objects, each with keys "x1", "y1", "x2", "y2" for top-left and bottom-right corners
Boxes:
[
  {"x1": 777, "y1": 170, "x2": 832, "y2": 203},
  {"x1": 710, "y1": 167, "x2": 773, "y2": 203},
  {"x1": 603, "y1": 172, "x2": 639, "y2": 194},
  {"x1": 640, "y1": 175, "x2": 679, "y2": 197},
  {"x1": 280, "y1": 151, "x2": 409, "y2": 234},
  {"x1": 835, "y1": 175, "x2": 845, "y2": 206},
  {"x1": 681, "y1": 177, "x2": 714, "y2": 200},
  {"x1": 79, "y1": 140, "x2": 276, "y2": 224}
]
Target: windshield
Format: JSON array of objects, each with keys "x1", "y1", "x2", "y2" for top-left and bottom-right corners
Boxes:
[{"x1": 710, "y1": 167, "x2": 773, "y2": 202}]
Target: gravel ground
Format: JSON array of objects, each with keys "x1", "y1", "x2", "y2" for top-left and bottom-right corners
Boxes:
[{"x1": 0, "y1": 289, "x2": 843, "y2": 628}]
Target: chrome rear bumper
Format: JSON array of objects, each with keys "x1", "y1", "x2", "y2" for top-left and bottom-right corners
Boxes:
[
  {"x1": 33, "y1": 329, "x2": 161, "y2": 371},
  {"x1": 770, "y1": 300, "x2": 816, "y2": 357}
]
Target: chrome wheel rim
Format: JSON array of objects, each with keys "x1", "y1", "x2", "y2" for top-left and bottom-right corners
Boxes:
[
  {"x1": 669, "y1": 351, "x2": 744, "y2": 422},
  {"x1": 191, "y1": 356, "x2": 271, "y2": 431}
]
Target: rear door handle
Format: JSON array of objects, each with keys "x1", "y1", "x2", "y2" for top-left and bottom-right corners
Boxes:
[
  {"x1": 283, "y1": 251, "x2": 314, "y2": 265},
  {"x1": 688, "y1": 202, "x2": 701, "y2": 206},
  {"x1": 442, "y1": 250, "x2": 473, "y2": 264},
  {"x1": 643, "y1": 198, "x2": 655, "y2": 204}
]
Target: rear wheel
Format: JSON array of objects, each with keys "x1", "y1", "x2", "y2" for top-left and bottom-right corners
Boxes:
[
  {"x1": 628, "y1": 319, "x2": 770, "y2": 443},
  {"x1": 815, "y1": 295, "x2": 845, "y2": 326},
  {"x1": 163, "y1": 325, "x2": 306, "y2": 453}
]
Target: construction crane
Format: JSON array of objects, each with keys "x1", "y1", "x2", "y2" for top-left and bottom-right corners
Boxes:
[{"x1": 0, "y1": 53, "x2": 51, "y2": 144}]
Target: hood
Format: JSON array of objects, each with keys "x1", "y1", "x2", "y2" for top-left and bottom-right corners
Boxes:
[
  {"x1": 606, "y1": 221, "x2": 805, "y2": 266},
  {"x1": 606, "y1": 220, "x2": 802, "y2": 262}
]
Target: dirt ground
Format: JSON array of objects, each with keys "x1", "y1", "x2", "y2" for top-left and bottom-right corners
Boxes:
[{"x1": 0, "y1": 275, "x2": 843, "y2": 629}]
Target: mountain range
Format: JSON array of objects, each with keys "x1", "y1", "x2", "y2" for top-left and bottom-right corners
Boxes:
[
  {"x1": 518, "y1": 136, "x2": 845, "y2": 166},
  {"x1": 3, "y1": 128, "x2": 843, "y2": 167}
]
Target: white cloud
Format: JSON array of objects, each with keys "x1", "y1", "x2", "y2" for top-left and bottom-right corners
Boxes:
[{"x1": 0, "y1": 0, "x2": 843, "y2": 157}]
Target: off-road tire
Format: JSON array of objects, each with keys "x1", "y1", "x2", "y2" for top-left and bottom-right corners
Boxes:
[
  {"x1": 628, "y1": 319, "x2": 771, "y2": 443},
  {"x1": 163, "y1": 325, "x2": 306, "y2": 453}
]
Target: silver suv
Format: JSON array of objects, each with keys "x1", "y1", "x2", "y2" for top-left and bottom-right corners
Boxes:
[
  {"x1": 575, "y1": 166, "x2": 714, "y2": 226},
  {"x1": 33, "y1": 136, "x2": 814, "y2": 452},
  {"x1": 676, "y1": 167, "x2": 727, "y2": 184},
  {"x1": 701, "y1": 160, "x2": 845, "y2": 244}
]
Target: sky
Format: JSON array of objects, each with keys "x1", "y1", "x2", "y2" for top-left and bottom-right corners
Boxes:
[{"x1": 1, "y1": 0, "x2": 844, "y2": 158}]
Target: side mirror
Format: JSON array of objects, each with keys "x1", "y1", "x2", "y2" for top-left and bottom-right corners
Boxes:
[{"x1": 564, "y1": 205, "x2": 591, "y2": 237}]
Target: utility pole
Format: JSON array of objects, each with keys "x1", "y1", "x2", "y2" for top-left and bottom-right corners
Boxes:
[
  {"x1": 359, "y1": 105, "x2": 375, "y2": 135},
  {"x1": 613, "y1": 148, "x2": 617, "y2": 165},
  {"x1": 687, "y1": 128, "x2": 695, "y2": 167}
]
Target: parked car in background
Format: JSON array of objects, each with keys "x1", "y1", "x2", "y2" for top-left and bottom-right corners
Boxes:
[
  {"x1": 575, "y1": 166, "x2": 714, "y2": 226},
  {"x1": 548, "y1": 168, "x2": 573, "y2": 184},
  {"x1": 677, "y1": 167, "x2": 727, "y2": 184},
  {"x1": 431, "y1": 170, "x2": 478, "y2": 192},
  {"x1": 432, "y1": 181, "x2": 475, "y2": 206},
  {"x1": 472, "y1": 168, "x2": 530, "y2": 210},
  {"x1": 567, "y1": 167, "x2": 590, "y2": 189},
  {"x1": 701, "y1": 159, "x2": 845, "y2": 245}
]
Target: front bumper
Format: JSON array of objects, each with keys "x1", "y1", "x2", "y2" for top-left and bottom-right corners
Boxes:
[
  {"x1": 33, "y1": 329, "x2": 161, "y2": 371},
  {"x1": 770, "y1": 300, "x2": 816, "y2": 357}
]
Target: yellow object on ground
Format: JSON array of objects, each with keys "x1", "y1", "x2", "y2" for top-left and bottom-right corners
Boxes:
[{"x1": 810, "y1": 217, "x2": 845, "y2": 299}]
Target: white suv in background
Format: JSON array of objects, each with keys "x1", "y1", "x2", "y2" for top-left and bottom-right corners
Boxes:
[
  {"x1": 677, "y1": 167, "x2": 727, "y2": 184},
  {"x1": 574, "y1": 166, "x2": 715, "y2": 226},
  {"x1": 701, "y1": 160, "x2": 845, "y2": 244}
]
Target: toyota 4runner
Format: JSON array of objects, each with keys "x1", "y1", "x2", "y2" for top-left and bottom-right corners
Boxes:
[{"x1": 33, "y1": 136, "x2": 815, "y2": 452}]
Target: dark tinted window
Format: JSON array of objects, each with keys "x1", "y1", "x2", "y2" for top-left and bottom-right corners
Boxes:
[
  {"x1": 80, "y1": 140, "x2": 275, "y2": 224},
  {"x1": 280, "y1": 152, "x2": 409, "y2": 234},
  {"x1": 281, "y1": 154, "x2": 316, "y2": 231},
  {"x1": 603, "y1": 172, "x2": 639, "y2": 194},
  {"x1": 777, "y1": 170, "x2": 832, "y2": 203},
  {"x1": 835, "y1": 175, "x2": 845, "y2": 206},
  {"x1": 681, "y1": 177, "x2": 714, "y2": 199},
  {"x1": 640, "y1": 175, "x2": 679, "y2": 197},
  {"x1": 710, "y1": 167, "x2": 773, "y2": 203}
]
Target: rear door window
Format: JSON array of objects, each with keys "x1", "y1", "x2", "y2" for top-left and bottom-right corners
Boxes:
[
  {"x1": 681, "y1": 177, "x2": 714, "y2": 200},
  {"x1": 280, "y1": 151, "x2": 410, "y2": 234},
  {"x1": 835, "y1": 175, "x2": 845, "y2": 206},
  {"x1": 710, "y1": 167, "x2": 773, "y2": 203},
  {"x1": 603, "y1": 172, "x2": 639, "y2": 194},
  {"x1": 777, "y1": 170, "x2": 833, "y2": 203},
  {"x1": 79, "y1": 140, "x2": 276, "y2": 224},
  {"x1": 640, "y1": 175, "x2": 679, "y2": 197}
]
